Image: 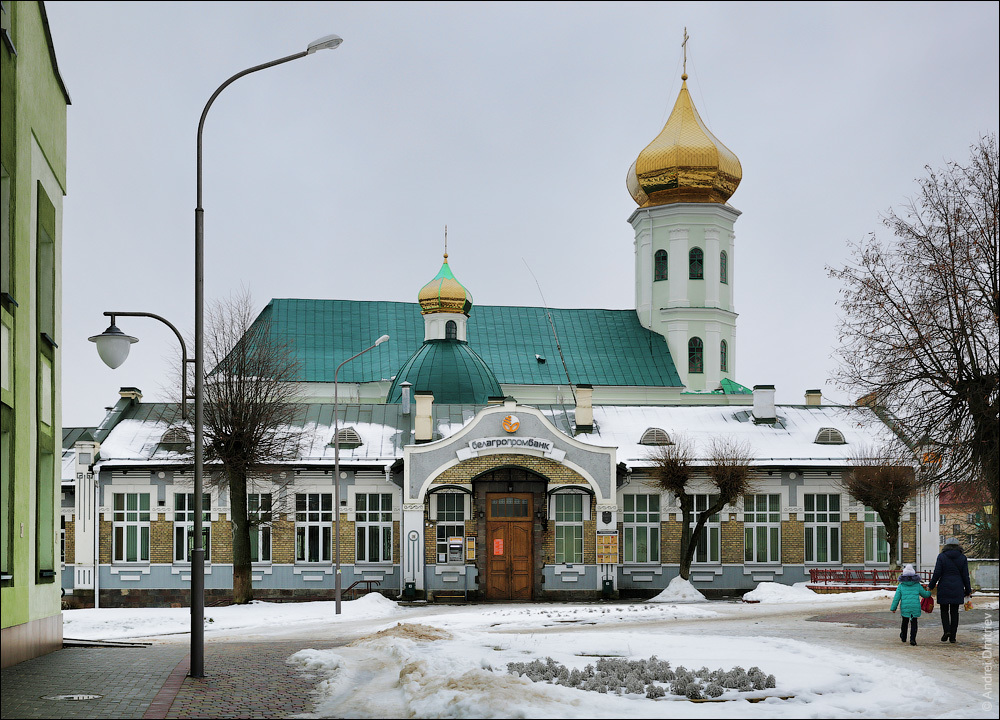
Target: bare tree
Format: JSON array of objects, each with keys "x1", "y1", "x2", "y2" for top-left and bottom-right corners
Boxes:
[
  {"x1": 649, "y1": 437, "x2": 755, "y2": 580},
  {"x1": 827, "y1": 134, "x2": 999, "y2": 545},
  {"x1": 201, "y1": 290, "x2": 302, "y2": 604},
  {"x1": 841, "y1": 446, "x2": 929, "y2": 571}
]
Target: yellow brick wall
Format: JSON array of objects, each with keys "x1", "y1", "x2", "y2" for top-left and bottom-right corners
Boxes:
[
  {"x1": 64, "y1": 519, "x2": 75, "y2": 564},
  {"x1": 842, "y1": 513, "x2": 864, "y2": 564},
  {"x1": 150, "y1": 516, "x2": 172, "y2": 563},
  {"x1": 662, "y1": 519, "x2": 682, "y2": 564},
  {"x1": 99, "y1": 519, "x2": 112, "y2": 563},
  {"x1": 271, "y1": 518, "x2": 295, "y2": 564},
  {"x1": 432, "y1": 454, "x2": 586, "y2": 485},
  {"x1": 721, "y1": 519, "x2": 744, "y2": 564},
  {"x1": 781, "y1": 515, "x2": 804, "y2": 564},
  {"x1": 212, "y1": 515, "x2": 232, "y2": 563},
  {"x1": 901, "y1": 518, "x2": 916, "y2": 564}
]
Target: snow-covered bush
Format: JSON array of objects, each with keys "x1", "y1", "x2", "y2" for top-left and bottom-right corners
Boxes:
[{"x1": 705, "y1": 683, "x2": 724, "y2": 698}]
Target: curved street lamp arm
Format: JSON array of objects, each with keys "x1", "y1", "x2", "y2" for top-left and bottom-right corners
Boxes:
[{"x1": 103, "y1": 311, "x2": 192, "y2": 420}]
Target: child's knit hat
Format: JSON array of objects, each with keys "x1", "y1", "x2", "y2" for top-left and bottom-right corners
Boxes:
[{"x1": 900, "y1": 563, "x2": 918, "y2": 578}]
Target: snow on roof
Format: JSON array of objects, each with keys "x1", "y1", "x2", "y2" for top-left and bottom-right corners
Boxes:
[{"x1": 95, "y1": 402, "x2": 899, "y2": 469}]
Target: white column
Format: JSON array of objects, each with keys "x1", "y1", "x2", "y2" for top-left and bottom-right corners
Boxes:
[
  {"x1": 668, "y1": 228, "x2": 689, "y2": 308},
  {"x1": 705, "y1": 322, "x2": 722, "y2": 391},
  {"x1": 704, "y1": 228, "x2": 720, "y2": 308}
]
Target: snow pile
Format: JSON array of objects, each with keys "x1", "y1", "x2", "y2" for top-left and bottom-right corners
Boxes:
[
  {"x1": 63, "y1": 593, "x2": 403, "y2": 640},
  {"x1": 646, "y1": 576, "x2": 707, "y2": 603},
  {"x1": 416, "y1": 602, "x2": 718, "y2": 631},
  {"x1": 743, "y1": 582, "x2": 894, "y2": 604}
]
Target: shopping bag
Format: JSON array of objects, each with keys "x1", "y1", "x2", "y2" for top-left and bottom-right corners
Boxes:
[
  {"x1": 963, "y1": 599, "x2": 973, "y2": 611},
  {"x1": 920, "y1": 595, "x2": 935, "y2": 613}
]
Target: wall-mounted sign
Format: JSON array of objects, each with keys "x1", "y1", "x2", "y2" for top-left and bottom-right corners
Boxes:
[
  {"x1": 469, "y1": 436, "x2": 554, "y2": 453},
  {"x1": 493, "y1": 538, "x2": 504, "y2": 556},
  {"x1": 502, "y1": 415, "x2": 520, "y2": 433},
  {"x1": 596, "y1": 532, "x2": 618, "y2": 564}
]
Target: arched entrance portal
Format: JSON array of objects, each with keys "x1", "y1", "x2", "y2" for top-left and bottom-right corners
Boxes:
[{"x1": 473, "y1": 466, "x2": 546, "y2": 601}]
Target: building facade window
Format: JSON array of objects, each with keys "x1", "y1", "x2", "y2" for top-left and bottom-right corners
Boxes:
[
  {"x1": 435, "y1": 493, "x2": 465, "y2": 563},
  {"x1": 720, "y1": 250, "x2": 728, "y2": 283},
  {"x1": 864, "y1": 506, "x2": 892, "y2": 563},
  {"x1": 691, "y1": 494, "x2": 720, "y2": 563},
  {"x1": 688, "y1": 337, "x2": 704, "y2": 374},
  {"x1": 654, "y1": 249, "x2": 668, "y2": 281},
  {"x1": 622, "y1": 494, "x2": 660, "y2": 563},
  {"x1": 113, "y1": 492, "x2": 150, "y2": 563},
  {"x1": 804, "y1": 493, "x2": 841, "y2": 563},
  {"x1": 174, "y1": 493, "x2": 211, "y2": 563},
  {"x1": 356, "y1": 493, "x2": 393, "y2": 563},
  {"x1": 554, "y1": 494, "x2": 584, "y2": 564},
  {"x1": 720, "y1": 340, "x2": 728, "y2": 372},
  {"x1": 744, "y1": 493, "x2": 781, "y2": 563},
  {"x1": 296, "y1": 493, "x2": 332, "y2": 563},
  {"x1": 689, "y1": 247, "x2": 704, "y2": 279},
  {"x1": 445, "y1": 320, "x2": 457, "y2": 340},
  {"x1": 248, "y1": 492, "x2": 272, "y2": 563}
]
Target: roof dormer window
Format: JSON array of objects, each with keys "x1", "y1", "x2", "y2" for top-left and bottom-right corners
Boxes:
[
  {"x1": 814, "y1": 427, "x2": 846, "y2": 445},
  {"x1": 331, "y1": 427, "x2": 363, "y2": 449},
  {"x1": 639, "y1": 427, "x2": 673, "y2": 446}
]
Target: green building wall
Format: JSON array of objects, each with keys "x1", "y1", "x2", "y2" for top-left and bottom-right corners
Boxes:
[{"x1": 1, "y1": 0, "x2": 70, "y2": 668}]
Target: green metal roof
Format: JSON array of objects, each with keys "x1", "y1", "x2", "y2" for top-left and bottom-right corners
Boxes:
[
  {"x1": 259, "y1": 299, "x2": 682, "y2": 388},
  {"x1": 386, "y1": 339, "x2": 503, "y2": 404}
]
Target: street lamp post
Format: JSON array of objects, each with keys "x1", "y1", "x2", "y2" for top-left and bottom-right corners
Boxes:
[
  {"x1": 93, "y1": 33, "x2": 343, "y2": 679},
  {"x1": 334, "y1": 334, "x2": 389, "y2": 615}
]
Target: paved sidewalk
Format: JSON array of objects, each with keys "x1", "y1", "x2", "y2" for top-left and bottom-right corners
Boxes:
[{"x1": 2, "y1": 638, "x2": 343, "y2": 719}]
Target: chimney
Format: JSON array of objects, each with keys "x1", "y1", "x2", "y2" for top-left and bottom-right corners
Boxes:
[
  {"x1": 400, "y1": 381, "x2": 412, "y2": 415},
  {"x1": 119, "y1": 386, "x2": 143, "y2": 402},
  {"x1": 575, "y1": 384, "x2": 593, "y2": 433},
  {"x1": 752, "y1": 385, "x2": 776, "y2": 424},
  {"x1": 805, "y1": 389, "x2": 822, "y2": 406},
  {"x1": 414, "y1": 391, "x2": 434, "y2": 442}
]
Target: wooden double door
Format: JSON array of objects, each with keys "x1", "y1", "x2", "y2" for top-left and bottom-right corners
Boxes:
[{"x1": 485, "y1": 492, "x2": 533, "y2": 600}]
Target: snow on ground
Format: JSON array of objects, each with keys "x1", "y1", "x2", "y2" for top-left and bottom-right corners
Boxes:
[
  {"x1": 646, "y1": 576, "x2": 707, "y2": 603},
  {"x1": 743, "y1": 582, "x2": 894, "y2": 604},
  {"x1": 289, "y1": 622, "x2": 973, "y2": 719},
  {"x1": 62, "y1": 593, "x2": 403, "y2": 640}
]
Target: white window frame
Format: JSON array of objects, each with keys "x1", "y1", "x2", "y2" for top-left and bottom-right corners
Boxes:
[
  {"x1": 804, "y1": 493, "x2": 841, "y2": 564},
  {"x1": 690, "y1": 493, "x2": 720, "y2": 564},
  {"x1": 553, "y1": 493, "x2": 586, "y2": 564},
  {"x1": 248, "y1": 492, "x2": 272, "y2": 564},
  {"x1": 622, "y1": 493, "x2": 660, "y2": 564},
  {"x1": 295, "y1": 492, "x2": 332, "y2": 563},
  {"x1": 864, "y1": 506, "x2": 898, "y2": 564},
  {"x1": 174, "y1": 492, "x2": 211, "y2": 563},
  {"x1": 356, "y1": 492, "x2": 393, "y2": 564},
  {"x1": 112, "y1": 492, "x2": 150, "y2": 564},
  {"x1": 432, "y1": 492, "x2": 468, "y2": 564},
  {"x1": 744, "y1": 493, "x2": 781, "y2": 564}
]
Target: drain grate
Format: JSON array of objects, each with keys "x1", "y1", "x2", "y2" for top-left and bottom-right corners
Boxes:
[{"x1": 41, "y1": 693, "x2": 103, "y2": 701}]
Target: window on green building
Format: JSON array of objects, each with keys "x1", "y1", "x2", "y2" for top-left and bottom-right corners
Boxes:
[
  {"x1": 654, "y1": 249, "x2": 668, "y2": 281},
  {"x1": 689, "y1": 247, "x2": 704, "y2": 279}
]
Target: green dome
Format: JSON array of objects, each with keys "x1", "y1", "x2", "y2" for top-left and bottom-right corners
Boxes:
[{"x1": 386, "y1": 339, "x2": 503, "y2": 404}]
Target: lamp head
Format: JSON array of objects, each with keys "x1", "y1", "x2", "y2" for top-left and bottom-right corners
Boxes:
[
  {"x1": 307, "y1": 34, "x2": 343, "y2": 54},
  {"x1": 88, "y1": 323, "x2": 138, "y2": 369},
  {"x1": 375, "y1": 334, "x2": 390, "y2": 346}
]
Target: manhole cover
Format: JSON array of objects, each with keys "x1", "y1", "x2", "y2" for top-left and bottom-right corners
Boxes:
[{"x1": 41, "y1": 693, "x2": 103, "y2": 701}]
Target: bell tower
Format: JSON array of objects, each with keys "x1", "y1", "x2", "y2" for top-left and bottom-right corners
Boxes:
[{"x1": 626, "y1": 33, "x2": 742, "y2": 393}]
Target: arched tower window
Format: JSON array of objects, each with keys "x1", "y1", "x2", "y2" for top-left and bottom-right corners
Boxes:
[
  {"x1": 720, "y1": 340, "x2": 728, "y2": 372},
  {"x1": 688, "y1": 337, "x2": 704, "y2": 374},
  {"x1": 720, "y1": 251, "x2": 728, "y2": 284},
  {"x1": 654, "y1": 249, "x2": 668, "y2": 281},
  {"x1": 689, "y1": 247, "x2": 704, "y2": 279},
  {"x1": 445, "y1": 320, "x2": 457, "y2": 340}
]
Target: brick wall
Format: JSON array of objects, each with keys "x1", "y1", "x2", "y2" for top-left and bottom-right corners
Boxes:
[
  {"x1": 64, "y1": 519, "x2": 75, "y2": 564},
  {"x1": 212, "y1": 515, "x2": 232, "y2": 563},
  {"x1": 433, "y1": 454, "x2": 586, "y2": 485},
  {"x1": 662, "y1": 519, "x2": 682, "y2": 563},
  {"x1": 271, "y1": 518, "x2": 295, "y2": 564},
  {"x1": 901, "y1": 518, "x2": 916, "y2": 563},
  {"x1": 781, "y1": 515, "x2": 804, "y2": 564},
  {"x1": 99, "y1": 519, "x2": 111, "y2": 563},
  {"x1": 842, "y1": 514, "x2": 864, "y2": 564},
  {"x1": 721, "y1": 519, "x2": 743, "y2": 564},
  {"x1": 150, "y1": 516, "x2": 172, "y2": 563}
]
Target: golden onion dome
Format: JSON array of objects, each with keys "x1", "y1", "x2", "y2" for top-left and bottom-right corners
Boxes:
[
  {"x1": 417, "y1": 254, "x2": 473, "y2": 315},
  {"x1": 627, "y1": 75, "x2": 742, "y2": 207}
]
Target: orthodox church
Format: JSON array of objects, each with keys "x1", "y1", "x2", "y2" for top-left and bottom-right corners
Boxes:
[{"x1": 60, "y1": 62, "x2": 940, "y2": 606}]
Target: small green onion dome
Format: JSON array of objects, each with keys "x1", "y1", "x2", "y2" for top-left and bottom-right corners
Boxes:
[
  {"x1": 417, "y1": 254, "x2": 473, "y2": 315},
  {"x1": 386, "y1": 339, "x2": 502, "y2": 404}
]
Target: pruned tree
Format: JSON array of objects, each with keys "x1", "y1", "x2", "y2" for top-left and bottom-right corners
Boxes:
[
  {"x1": 649, "y1": 437, "x2": 755, "y2": 580},
  {"x1": 201, "y1": 290, "x2": 302, "y2": 603},
  {"x1": 827, "y1": 134, "x2": 999, "y2": 548},
  {"x1": 841, "y1": 446, "x2": 929, "y2": 571}
]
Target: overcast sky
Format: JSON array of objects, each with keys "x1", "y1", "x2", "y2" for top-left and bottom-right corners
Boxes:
[{"x1": 45, "y1": 1, "x2": 999, "y2": 427}]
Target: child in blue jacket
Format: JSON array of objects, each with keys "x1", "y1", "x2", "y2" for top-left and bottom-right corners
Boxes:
[{"x1": 891, "y1": 564, "x2": 932, "y2": 645}]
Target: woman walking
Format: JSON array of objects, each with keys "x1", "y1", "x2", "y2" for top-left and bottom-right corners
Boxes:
[{"x1": 928, "y1": 537, "x2": 972, "y2": 643}]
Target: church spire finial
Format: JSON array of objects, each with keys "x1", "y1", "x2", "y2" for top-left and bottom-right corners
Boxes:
[
  {"x1": 681, "y1": 27, "x2": 689, "y2": 81},
  {"x1": 444, "y1": 224, "x2": 448, "y2": 260}
]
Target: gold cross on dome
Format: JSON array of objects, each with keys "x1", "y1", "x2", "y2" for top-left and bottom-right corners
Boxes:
[{"x1": 682, "y1": 27, "x2": 689, "y2": 77}]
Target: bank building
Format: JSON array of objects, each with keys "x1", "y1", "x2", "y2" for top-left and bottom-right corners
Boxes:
[{"x1": 60, "y1": 65, "x2": 940, "y2": 607}]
